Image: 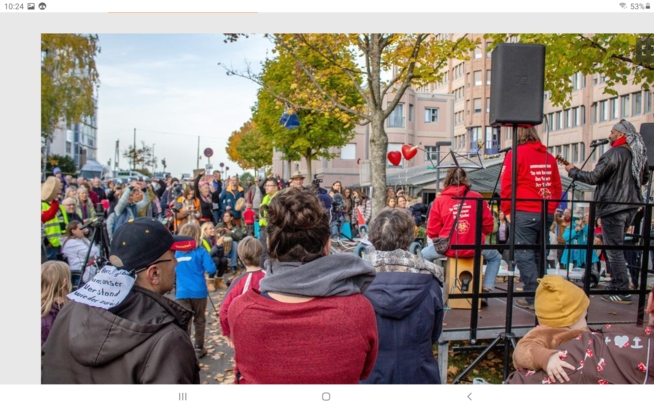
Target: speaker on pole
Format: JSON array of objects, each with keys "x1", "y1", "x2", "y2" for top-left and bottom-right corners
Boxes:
[
  {"x1": 489, "y1": 43, "x2": 546, "y2": 127},
  {"x1": 641, "y1": 123, "x2": 654, "y2": 170}
]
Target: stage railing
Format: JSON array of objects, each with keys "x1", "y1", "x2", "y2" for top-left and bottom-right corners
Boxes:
[{"x1": 445, "y1": 195, "x2": 652, "y2": 339}]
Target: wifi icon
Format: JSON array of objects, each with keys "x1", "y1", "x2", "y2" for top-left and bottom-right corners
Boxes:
[{"x1": 619, "y1": 2, "x2": 627, "y2": 7}]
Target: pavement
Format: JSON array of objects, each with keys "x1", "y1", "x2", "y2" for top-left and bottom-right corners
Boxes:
[{"x1": 167, "y1": 286, "x2": 236, "y2": 385}]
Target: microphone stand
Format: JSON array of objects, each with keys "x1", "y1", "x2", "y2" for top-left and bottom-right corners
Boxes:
[{"x1": 560, "y1": 142, "x2": 602, "y2": 279}]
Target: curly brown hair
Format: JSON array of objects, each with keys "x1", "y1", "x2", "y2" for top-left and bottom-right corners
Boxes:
[{"x1": 266, "y1": 188, "x2": 330, "y2": 263}]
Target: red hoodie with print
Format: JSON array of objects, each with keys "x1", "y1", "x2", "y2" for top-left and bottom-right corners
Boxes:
[
  {"x1": 500, "y1": 141, "x2": 562, "y2": 215},
  {"x1": 426, "y1": 185, "x2": 495, "y2": 258}
]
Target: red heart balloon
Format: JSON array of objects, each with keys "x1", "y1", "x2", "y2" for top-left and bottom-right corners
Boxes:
[
  {"x1": 401, "y1": 144, "x2": 418, "y2": 160},
  {"x1": 387, "y1": 151, "x2": 402, "y2": 166}
]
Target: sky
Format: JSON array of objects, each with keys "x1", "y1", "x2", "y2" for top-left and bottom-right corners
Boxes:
[{"x1": 95, "y1": 34, "x2": 272, "y2": 179}]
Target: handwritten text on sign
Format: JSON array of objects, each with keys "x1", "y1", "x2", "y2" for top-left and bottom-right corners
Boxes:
[{"x1": 68, "y1": 265, "x2": 135, "y2": 309}]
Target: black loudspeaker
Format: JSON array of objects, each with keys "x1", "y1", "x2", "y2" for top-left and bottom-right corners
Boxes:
[
  {"x1": 489, "y1": 43, "x2": 546, "y2": 126},
  {"x1": 641, "y1": 123, "x2": 654, "y2": 170}
]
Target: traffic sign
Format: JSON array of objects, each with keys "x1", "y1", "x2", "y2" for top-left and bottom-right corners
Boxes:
[{"x1": 204, "y1": 148, "x2": 213, "y2": 158}]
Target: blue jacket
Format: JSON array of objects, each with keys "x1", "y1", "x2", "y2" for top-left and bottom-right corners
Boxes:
[
  {"x1": 361, "y1": 271, "x2": 443, "y2": 384},
  {"x1": 561, "y1": 224, "x2": 598, "y2": 267},
  {"x1": 219, "y1": 186, "x2": 245, "y2": 220},
  {"x1": 175, "y1": 247, "x2": 216, "y2": 299}
]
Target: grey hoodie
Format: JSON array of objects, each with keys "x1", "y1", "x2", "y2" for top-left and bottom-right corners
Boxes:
[{"x1": 259, "y1": 253, "x2": 376, "y2": 297}]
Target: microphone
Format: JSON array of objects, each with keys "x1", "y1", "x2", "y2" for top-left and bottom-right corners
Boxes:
[
  {"x1": 498, "y1": 147, "x2": 512, "y2": 154},
  {"x1": 590, "y1": 139, "x2": 609, "y2": 148}
]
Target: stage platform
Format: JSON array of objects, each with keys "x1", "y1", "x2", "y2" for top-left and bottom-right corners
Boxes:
[{"x1": 437, "y1": 279, "x2": 651, "y2": 383}]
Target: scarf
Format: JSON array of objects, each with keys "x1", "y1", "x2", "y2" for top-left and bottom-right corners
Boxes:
[
  {"x1": 363, "y1": 249, "x2": 444, "y2": 284},
  {"x1": 613, "y1": 120, "x2": 648, "y2": 186}
]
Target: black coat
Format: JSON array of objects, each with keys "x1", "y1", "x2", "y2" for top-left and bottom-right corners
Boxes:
[{"x1": 569, "y1": 145, "x2": 646, "y2": 219}]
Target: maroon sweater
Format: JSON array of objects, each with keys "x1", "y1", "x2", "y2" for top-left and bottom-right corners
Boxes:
[{"x1": 228, "y1": 287, "x2": 378, "y2": 384}]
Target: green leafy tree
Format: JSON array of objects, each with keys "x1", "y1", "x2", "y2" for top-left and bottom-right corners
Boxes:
[
  {"x1": 41, "y1": 34, "x2": 100, "y2": 178},
  {"x1": 251, "y1": 46, "x2": 361, "y2": 181},
  {"x1": 41, "y1": 34, "x2": 100, "y2": 140},
  {"x1": 223, "y1": 34, "x2": 476, "y2": 216},
  {"x1": 485, "y1": 34, "x2": 654, "y2": 108},
  {"x1": 45, "y1": 154, "x2": 76, "y2": 176},
  {"x1": 236, "y1": 120, "x2": 273, "y2": 172},
  {"x1": 123, "y1": 142, "x2": 154, "y2": 172}
]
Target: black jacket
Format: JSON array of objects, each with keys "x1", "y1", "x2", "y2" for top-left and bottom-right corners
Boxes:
[{"x1": 568, "y1": 145, "x2": 646, "y2": 219}]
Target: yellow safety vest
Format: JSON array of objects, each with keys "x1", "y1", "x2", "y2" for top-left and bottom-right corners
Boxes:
[
  {"x1": 202, "y1": 238, "x2": 211, "y2": 253},
  {"x1": 258, "y1": 191, "x2": 278, "y2": 227},
  {"x1": 42, "y1": 202, "x2": 69, "y2": 247}
]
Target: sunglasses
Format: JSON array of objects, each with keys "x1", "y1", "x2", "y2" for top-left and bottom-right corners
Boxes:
[{"x1": 131, "y1": 259, "x2": 173, "y2": 275}]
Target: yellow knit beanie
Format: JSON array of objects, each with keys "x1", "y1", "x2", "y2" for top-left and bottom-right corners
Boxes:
[{"x1": 534, "y1": 275, "x2": 590, "y2": 328}]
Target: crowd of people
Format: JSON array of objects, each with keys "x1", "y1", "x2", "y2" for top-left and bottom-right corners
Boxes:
[{"x1": 39, "y1": 119, "x2": 653, "y2": 385}]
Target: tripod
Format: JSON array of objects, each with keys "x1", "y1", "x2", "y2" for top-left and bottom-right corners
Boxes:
[{"x1": 77, "y1": 215, "x2": 111, "y2": 290}]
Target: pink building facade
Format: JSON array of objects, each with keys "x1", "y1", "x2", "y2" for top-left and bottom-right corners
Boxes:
[{"x1": 271, "y1": 89, "x2": 455, "y2": 191}]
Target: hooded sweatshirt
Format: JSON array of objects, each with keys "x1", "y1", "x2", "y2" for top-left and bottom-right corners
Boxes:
[
  {"x1": 360, "y1": 250, "x2": 444, "y2": 384},
  {"x1": 500, "y1": 140, "x2": 562, "y2": 215},
  {"x1": 228, "y1": 253, "x2": 378, "y2": 384},
  {"x1": 41, "y1": 286, "x2": 200, "y2": 384}
]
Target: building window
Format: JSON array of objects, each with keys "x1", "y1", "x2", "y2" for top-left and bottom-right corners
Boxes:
[
  {"x1": 572, "y1": 107, "x2": 579, "y2": 127},
  {"x1": 645, "y1": 90, "x2": 653, "y2": 113},
  {"x1": 424, "y1": 146, "x2": 439, "y2": 161},
  {"x1": 466, "y1": 100, "x2": 470, "y2": 115},
  {"x1": 556, "y1": 145, "x2": 562, "y2": 156},
  {"x1": 340, "y1": 143, "x2": 356, "y2": 160},
  {"x1": 547, "y1": 113, "x2": 555, "y2": 131},
  {"x1": 564, "y1": 109, "x2": 570, "y2": 129},
  {"x1": 474, "y1": 71, "x2": 482, "y2": 86},
  {"x1": 591, "y1": 148, "x2": 597, "y2": 162},
  {"x1": 474, "y1": 46, "x2": 482, "y2": 59},
  {"x1": 424, "y1": 107, "x2": 439, "y2": 123},
  {"x1": 632, "y1": 92, "x2": 642, "y2": 116},
  {"x1": 621, "y1": 95, "x2": 630, "y2": 117},
  {"x1": 387, "y1": 103, "x2": 404, "y2": 128},
  {"x1": 580, "y1": 142, "x2": 585, "y2": 161},
  {"x1": 581, "y1": 106, "x2": 586, "y2": 125},
  {"x1": 555, "y1": 111, "x2": 562, "y2": 130},
  {"x1": 610, "y1": 97, "x2": 619, "y2": 119},
  {"x1": 470, "y1": 127, "x2": 481, "y2": 151},
  {"x1": 486, "y1": 70, "x2": 491, "y2": 85},
  {"x1": 387, "y1": 143, "x2": 404, "y2": 168},
  {"x1": 66, "y1": 141, "x2": 72, "y2": 155},
  {"x1": 572, "y1": 143, "x2": 579, "y2": 163},
  {"x1": 563, "y1": 145, "x2": 570, "y2": 159},
  {"x1": 485, "y1": 127, "x2": 499, "y2": 154},
  {"x1": 599, "y1": 100, "x2": 608, "y2": 122},
  {"x1": 473, "y1": 99, "x2": 482, "y2": 114},
  {"x1": 486, "y1": 98, "x2": 490, "y2": 113},
  {"x1": 466, "y1": 73, "x2": 470, "y2": 88},
  {"x1": 409, "y1": 104, "x2": 414, "y2": 122}
]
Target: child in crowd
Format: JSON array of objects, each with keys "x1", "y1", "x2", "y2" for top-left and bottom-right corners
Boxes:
[
  {"x1": 175, "y1": 223, "x2": 217, "y2": 359},
  {"x1": 219, "y1": 237, "x2": 266, "y2": 346},
  {"x1": 242, "y1": 203, "x2": 256, "y2": 237},
  {"x1": 41, "y1": 261, "x2": 72, "y2": 346},
  {"x1": 512, "y1": 275, "x2": 590, "y2": 383}
]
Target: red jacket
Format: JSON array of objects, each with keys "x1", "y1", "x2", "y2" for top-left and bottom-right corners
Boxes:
[
  {"x1": 500, "y1": 141, "x2": 562, "y2": 215},
  {"x1": 426, "y1": 185, "x2": 494, "y2": 258},
  {"x1": 219, "y1": 270, "x2": 266, "y2": 337},
  {"x1": 242, "y1": 208, "x2": 255, "y2": 225}
]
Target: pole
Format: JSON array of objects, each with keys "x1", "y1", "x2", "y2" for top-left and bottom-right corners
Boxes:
[
  {"x1": 436, "y1": 146, "x2": 441, "y2": 197},
  {"x1": 133, "y1": 128, "x2": 136, "y2": 171},
  {"x1": 197, "y1": 136, "x2": 200, "y2": 170},
  {"x1": 152, "y1": 144, "x2": 156, "y2": 174}
]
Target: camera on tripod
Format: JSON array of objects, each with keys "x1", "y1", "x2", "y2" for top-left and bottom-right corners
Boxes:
[{"x1": 312, "y1": 177, "x2": 323, "y2": 186}]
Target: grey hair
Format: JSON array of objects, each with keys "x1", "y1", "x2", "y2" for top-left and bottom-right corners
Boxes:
[{"x1": 368, "y1": 209, "x2": 416, "y2": 251}]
